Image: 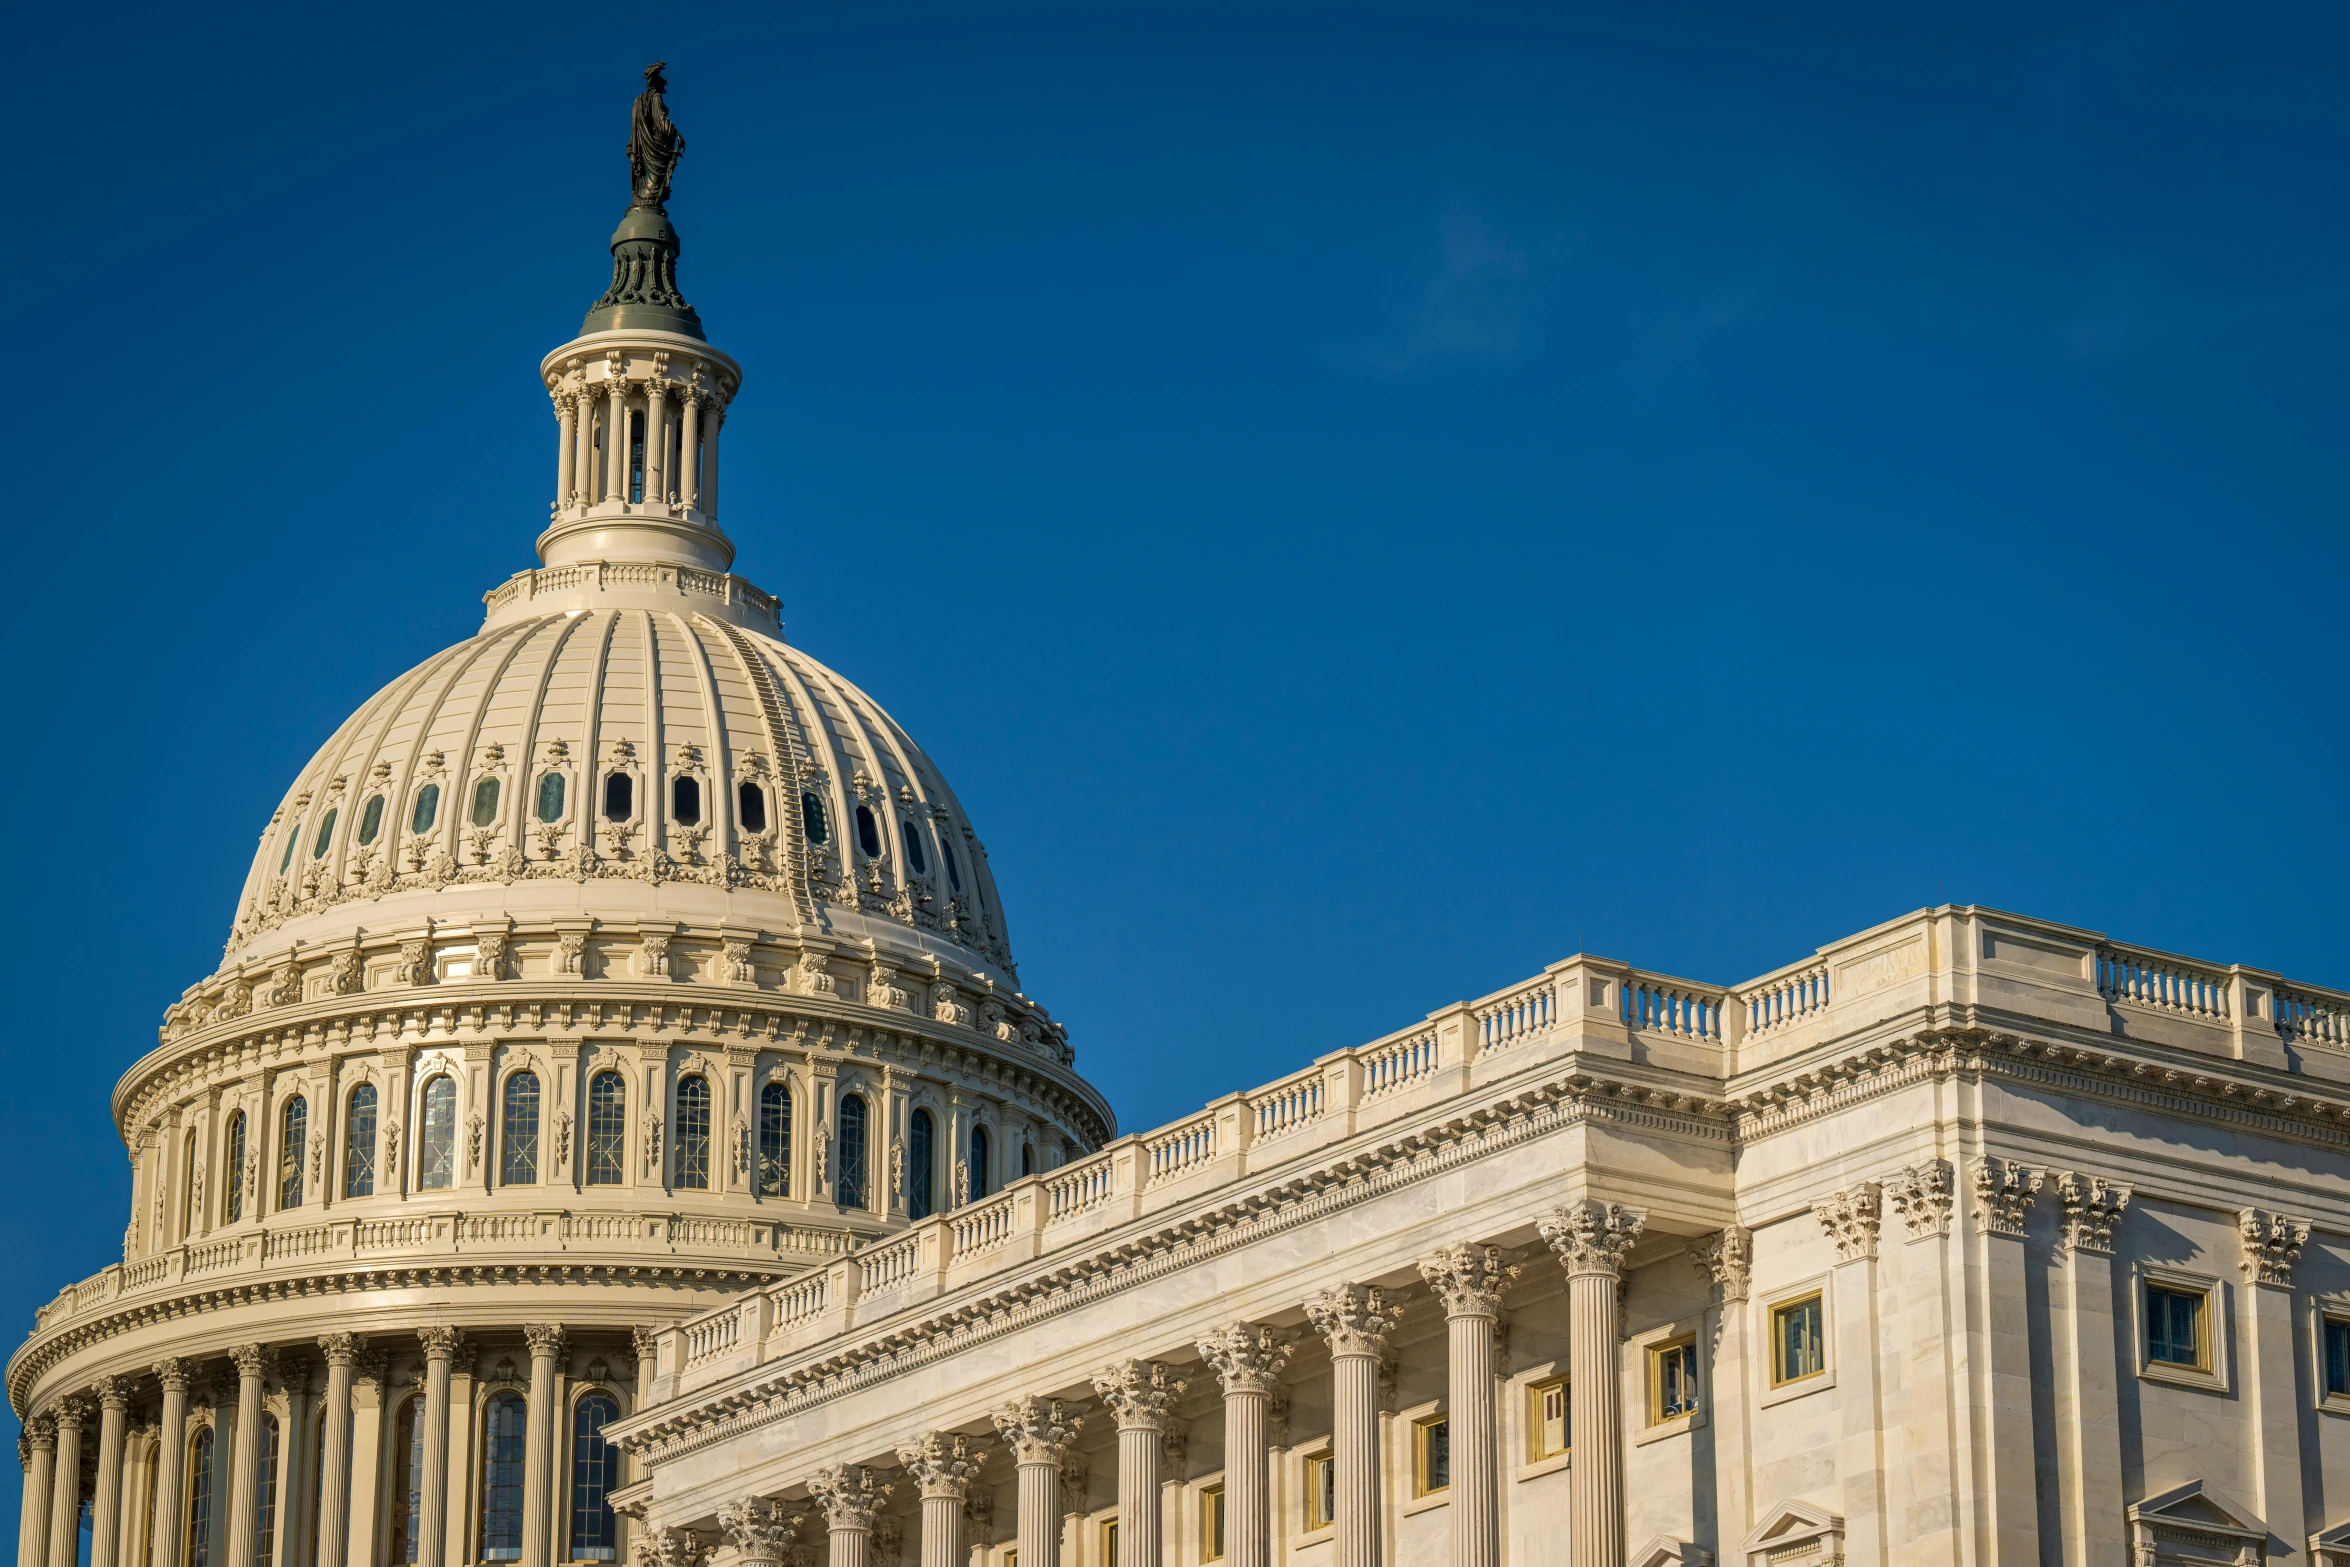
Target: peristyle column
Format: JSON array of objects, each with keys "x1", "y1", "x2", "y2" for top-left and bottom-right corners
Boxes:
[
  {"x1": 896, "y1": 1432, "x2": 983, "y2": 1567},
  {"x1": 1092, "y1": 1362, "x2": 1185, "y2": 1567},
  {"x1": 1418, "y1": 1246, "x2": 1519, "y2": 1567},
  {"x1": 315, "y1": 1336, "x2": 361, "y2": 1567},
  {"x1": 678, "y1": 389, "x2": 701, "y2": 511},
  {"x1": 554, "y1": 391, "x2": 577, "y2": 509},
  {"x1": 519, "y1": 1327, "x2": 565, "y2": 1567},
  {"x1": 415, "y1": 1328, "x2": 462, "y2": 1567},
  {"x1": 643, "y1": 376, "x2": 668, "y2": 505},
  {"x1": 18, "y1": 1413, "x2": 56, "y2": 1567},
  {"x1": 1539, "y1": 1202, "x2": 1646, "y2": 1567},
  {"x1": 91, "y1": 1378, "x2": 132, "y2": 1567},
  {"x1": 993, "y1": 1397, "x2": 1080, "y2": 1567},
  {"x1": 604, "y1": 376, "x2": 628, "y2": 502},
  {"x1": 1306, "y1": 1285, "x2": 1404, "y2": 1567},
  {"x1": 222, "y1": 1346, "x2": 271, "y2": 1567},
  {"x1": 1196, "y1": 1325, "x2": 1292, "y2": 1567},
  {"x1": 148, "y1": 1361, "x2": 192, "y2": 1567},
  {"x1": 808, "y1": 1465, "x2": 889, "y2": 1567}
]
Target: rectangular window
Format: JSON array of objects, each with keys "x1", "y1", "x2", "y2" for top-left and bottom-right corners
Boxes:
[
  {"x1": 1651, "y1": 1338, "x2": 1700, "y2": 1422},
  {"x1": 2147, "y1": 1284, "x2": 2206, "y2": 1369},
  {"x1": 1100, "y1": 1520, "x2": 1118, "y2": 1567},
  {"x1": 1414, "y1": 1415, "x2": 1450, "y2": 1495},
  {"x1": 1529, "y1": 1377, "x2": 1569, "y2": 1460},
  {"x1": 1305, "y1": 1451, "x2": 1335, "y2": 1531},
  {"x1": 2327, "y1": 1318, "x2": 2350, "y2": 1398},
  {"x1": 1772, "y1": 1294, "x2": 1827, "y2": 1386},
  {"x1": 1200, "y1": 1486, "x2": 1225, "y2": 1562}
]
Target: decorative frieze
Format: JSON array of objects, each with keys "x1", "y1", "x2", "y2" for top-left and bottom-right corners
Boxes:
[
  {"x1": 1814, "y1": 1181, "x2": 1883, "y2": 1263},
  {"x1": 2239, "y1": 1208, "x2": 2311, "y2": 1286},
  {"x1": 2053, "y1": 1172, "x2": 2130, "y2": 1255},
  {"x1": 1971, "y1": 1157, "x2": 2042, "y2": 1239}
]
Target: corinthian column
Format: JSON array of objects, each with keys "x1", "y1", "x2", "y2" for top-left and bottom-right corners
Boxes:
[
  {"x1": 1306, "y1": 1285, "x2": 1404, "y2": 1567},
  {"x1": 643, "y1": 377, "x2": 669, "y2": 505},
  {"x1": 223, "y1": 1346, "x2": 272, "y2": 1567},
  {"x1": 1196, "y1": 1326, "x2": 1292, "y2": 1567},
  {"x1": 895, "y1": 1434, "x2": 983, "y2": 1567},
  {"x1": 1539, "y1": 1202, "x2": 1645, "y2": 1567},
  {"x1": 149, "y1": 1362, "x2": 192, "y2": 1567},
  {"x1": 90, "y1": 1379, "x2": 132, "y2": 1567},
  {"x1": 415, "y1": 1329, "x2": 463, "y2": 1567},
  {"x1": 554, "y1": 392, "x2": 578, "y2": 509},
  {"x1": 604, "y1": 376, "x2": 628, "y2": 503},
  {"x1": 718, "y1": 1495, "x2": 807, "y2": 1567},
  {"x1": 48, "y1": 1397, "x2": 89, "y2": 1567},
  {"x1": 1418, "y1": 1247, "x2": 1518, "y2": 1567},
  {"x1": 809, "y1": 1466, "x2": 890, "y2": 1567},
  {"x1": 19, "y1": 1413, "x2": 57, "y2": 1567},
  {"x1": 315, "y1": 1337, "x2": 361, "y2": 1567},
  {"x1": 1091, "y1": 1363, "x2": 1184, "y2": 1567},
  {"x1": 992, "y1": 1398, "x2": 1080, "y2": 1567},
  {"x1": 520, "y1": 1327, "x2": 566, "y2": 1567}
]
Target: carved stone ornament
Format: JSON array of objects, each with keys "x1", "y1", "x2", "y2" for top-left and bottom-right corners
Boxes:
[
  {"x1": 1092, "y1": 1359, "x2": 1187, "y2": 1433},
  {"x1": 465, "y1": 1113, "x2": 485, "y2": 1175},
  {"x1": 557, "y1": 933, "x2": 588, "y2": 976},
  {"x1": 644, "y1": 1113, "x2": 663, "y2": 1178},
  {"x1": 1538, "y1": 1200, "x2": 1648, "y2": 1280},
  {"x1": 2054, "y1": 1171, "x2": 2131, "y2": 1256},
  {"x1": 896, "y1": 1430, "x2": 986, "y2": 1502},
  {"x1": 1687, "y1": 1226, "x2": 1753, "y2": 1303},
  {"x1": 418, "y1": 1326, "x2": 465, "y2": 1362},
  {"x1": 228, "y1": 1342, "x2": 275, "y2": 1380},
  {"x1": 1972, "y1": 1157, "x2": 2042, "y2": 1239},
  {"x1": 1813, "y1": 1180, "x2": 1883, "y2": 1263},
  {"x1": 718, "y1": 1495, "x2": 809, "y2": 1562},
  {"x1": 630, "y1": 1526, "x2": 711, "y2": 1567},
  {"x1": 554, "y1": 1111, "x2": 574, "y2": 1169},
  {"x1": 1306, "y1": 1282, "x2": 1404, "y2": 1359},
  {"x1": 1885, "y1": 1160, "x2": 1955, "y2": 1240},
  {"x1": 383, "y1": 1122, "x2": 403, "y2": 1182},
  {"x1": 808, "y1": 1464, "x2": 892, "y2": 1531},
  {"x1": 317, "y1": 1333, "x2": 361, "y2": 1368},
  {"x1": 1197, "y1": 1322, "x2": 1295, "y2": 1395},
  {"x1": 793, "y1": 949, "x2": 836, "y2": 996},
  {"x1": 992, "y1": 1395, "x2": 1081, "y2": 1465},
  {"x1": 524, "y1": 1324, "x2": 568, "y2": 1361},
  {"x1": 1418, "y1": 1242, "x2": 1521, "y2": 1320},
  {"x1": 151, "y1": 1358, "x2": 193, "y2": 1393},
  {"x1": 2239, "y1": 1208, "x2": 2311, "y2": 1286}
]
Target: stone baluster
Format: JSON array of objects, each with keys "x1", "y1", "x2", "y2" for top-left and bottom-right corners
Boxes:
[
  {"x1": 1196, "y1": 1325, "x2": 1292, "y2": 1567},
  {"x1": 895, "y1": 1433, "x2": 983, "y2": 1567},
  {"x1": 1539, "y1": 1202, "x2": 1646, "y2": 1567},
  {"x1": 1091, "y1": 1362, "x2": 1184, "y2": 1567},
  {"x1": 416, "y1": 1328, "x2": 463, "y2": 1567},
  {"x1": 554, "y1": 391, "x2": 577, "y2": 509},
  {"x1": 315, "y1": 1337, "x2": 360, "y2": 1567},
  {"x1": 993, "y1": 1398, "x2": 1081, "y2": 1567},
  {"x1": 1418, "y1": 1247, "x2": 1520, "y2": 1567},
  {"x1": 604, "y1": 376, "x2": 628, "y2": 503},
  {"x1": 223, "y1": 1347, "x2": 272, "y2": 1567},
  {"x1": 520, "y1": 1327, "x2": 566, "y2": 1567},
  {"x1": 148, "y1": 1362, "x2": 192, "y2": 1567},
  {"x1": 88, "y1": 1379, "x2": 131, "y2": 1567},
  {"x1": 18, "y1": 1413, "x2": 57, "y2": 1567},
  {"x1": 808, "y1": 1466, "x2": 890, "y2": 1567},
  {"x1": 1306, "y1": 1286, "x2": 1404, "y2": 1567}
]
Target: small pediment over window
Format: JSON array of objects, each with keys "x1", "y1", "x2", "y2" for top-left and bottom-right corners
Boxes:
[
  {"x1": 2308, "y1": 1515, "x2": 2350, "y2": 1565},
  {"x1": 2128, "y1": 1480, "x2": 2267, "y2": 1567},
  {"x1": 1633, "y1": 1538, "x2": 1712, "y2": 1567},
  {"x1": 1740, "y1": 1499, "x2": 1843, "y2": 1567}
]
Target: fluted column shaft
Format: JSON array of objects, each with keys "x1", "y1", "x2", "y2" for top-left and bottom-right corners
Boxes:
[
  {"x1": 315, "y1": 1340, "x2": 358, "y2": 1567},
  {"x1": 703, "y1": 409, "x2": 721, "y2": 520},
  {"x1": 679, "y1": 395, "x2": 701, "y2": 510},
  {"x1": 1092, "y1": 1362, "x2": 1181, "y2": 1567},
  {"x1": 416, "y1": 1331, "x2": 460, "y2": 1567},
  {"x1": 1541, "y1": 1203, "x2": 1645, "y2": 1567},
  {"x1": 1198, "y1": 1326, "x2": 1291, "y2": 1567},
  {"x1": 49, "y1": 1401, "x2": 89, "y2": 1567},
  {"x1": 573, "y1": 398, "x2": 597, "y2": 505},
  {"x1": 604, "y1": 380, "x2": 627, "y2": 502},
  {"x1": 1420, "y1": 1246, "x2": 1515, "y2": 1567},
  {"x1": 555, "y1": 397, "x2": 577, "y2": 509},
  {"x1": 1307, "y1": 1287, "x2": 1402, "y2": 1567},
  {"x1": 994, "y1": 1399, "x2": 1079, "y2": 1567},
  {"x1": 810, "y1": 1466, "x2": 887, "y2": 1567},
  {"x1": 18, "y1": 1418, "x2": 56, "y2": 1567},
  {"x1": 223, "y1": 1350, "x2": 269, "y2": 1567},
  {"x1": 897, "y1": 1432, "x2": 980, "y2": 1567},
  {"x1": 520, "y1": 1328, "x2": 563, "y2": 1567},
  {"x1": 92, "y1": 1383, "x2": 132, "y2": 1567},
  {"x1": 919, "y1": 1494, "x2": 960, "y2": 1567},
  {"x1": 643, "y1": 380, "x2": 668, "y2": 505},
  {"x1": 149, "y1": 1365, "x2": 191, "y2": 1567}
]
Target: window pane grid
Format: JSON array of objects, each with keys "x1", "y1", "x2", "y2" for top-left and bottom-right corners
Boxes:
[
  {"x1": 502, "y1": 1073, "x2": 542, "y2": 1186},
  {"x1": 674, "y1": 1077, "x2": 711, "y2": 1191},
  {"x1": 2147, "y1": 1285, "x2": 2204, "y2": 1368},
  {"x1": 255, "y1": 1418, "x2": 280, "y2": 1567},
  {"x1": 1772, "y1": 1296, "x2": 1826, "y2": 1384},
  {"x1": 569, "y1": 1395, "x2": 621, "y2": 1561},
  {"x1": 343, "y1": 1086, "x2": 377, "y2": 1199},
  {"x1": 837, "y1": 1094, "x2": 868, "y2": 1210},
  {"x1": 587, "y1": 1074, "x2": 626, "y2": 1186},
  {"x1": 481, "y1": 1396, "x2": 527, "y2": 1561},
  {"x1": 278, "y1": 1098, "x2": 307, "y2": 1210},
  {"x1": 419, "y1": 1078, "x2": 457, "y2": 1192},
  {"x1": 757, "y1": 1083, "x2": 791, "y2": 1198}
]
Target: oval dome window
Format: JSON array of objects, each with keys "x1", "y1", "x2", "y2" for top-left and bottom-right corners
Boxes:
[
  {"x1": 899, "y1": 818, "x2": 928, "y2": 876},
  {"x1": 672, "y1": 776, "x2": 702, "y2": 826},
  {"x1": 854, "y1": 804, "x2": 882, "y2": 858},
  {"x1": 411, "y1": 783, "x2": 441, "y2": 835},
  {"x1": 737, "y1": 781, "x2": 768, "y2": 833},
  {"x1": 357, "y1": 795, "x2": 385, "y2": 846},
  {"x1": 471, "y1": 777, "x2": 501, "y2": 827},
  {"x1": 536, "y1": 773, "x2": 565, "y2": 823},
  {"x1": 604, "y1": 772, "x2": 633, "y2": 821}
]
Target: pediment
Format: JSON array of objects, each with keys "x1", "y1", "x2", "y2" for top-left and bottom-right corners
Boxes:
[
  {"x1": 2315, "y1": 1516, "x2": 2350, "y2": 1564},
  {"x1": 1740, "y1": 1499, "x2": 1844, "y2": 1567},
  {"x1": 1632, "y1": 1538, "x2": 1712, "y2": 1567},
  {"x1": 2129, "y1": 1480, "x2": 2267, "y2": 1566}
]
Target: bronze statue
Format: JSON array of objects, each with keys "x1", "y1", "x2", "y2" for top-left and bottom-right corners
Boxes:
[{"x1": 628, "y1": 62, "x2": 686, "y2": 210}]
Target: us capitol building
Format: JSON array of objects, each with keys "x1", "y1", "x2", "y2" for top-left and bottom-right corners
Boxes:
[{"x1": 16, "y1": 69, "x2": 2350, "y2": 1567}]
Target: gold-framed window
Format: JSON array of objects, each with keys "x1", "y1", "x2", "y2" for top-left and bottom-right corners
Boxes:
[
  {"x1": 1200, "y1": 1485, "x2": 1225, "y2": 1561},
  {"x1": 1649, "y1": 1338, "x2": 1699, "y2": 1421},
  {"x1": 1771, "y1": 1293, "x2": 1827, "y2": 1386},
  {"x1": 1528, "y1": 1376, "x2": 1569, "y2": 1460},
  {"x1": 1304, "y1": 1451, "x2": 1335, "y2": 1531},
  {"x1": 1413, "y1": 1414, "x2": 1450, "y2": 1495}
]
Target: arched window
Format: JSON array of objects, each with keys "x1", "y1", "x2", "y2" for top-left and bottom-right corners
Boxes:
[
  {"x1": 603, "y1": 773, "x2": 633, "y2": 821},
  {"x1": 344, "y1": 1085, "x2": 378, "y2": 1198},
  {"x1": 970, "y1": 1125, "x2": 991, "y2": 1202},
  {"x1": 180, "y1": 1130, "x2": 198, "y2": 1239},
  {"x1": 854, "y1": 804, "x2": 882, "y2": 858},
  {"x1": 799, "y1": 791, "x2": 827, "y2": 844},
  {"x1": 411, "y1": 783, "x2": 440, "y2": 835},
  {"x1": 357, "y1": 795, "x2": 386, "y2": 846},
  {"x1": 908, "y1": 1108, "x2": 935, "y2": 1220},
  {"x1": 756, "y1": 1081, "x2": 790, "y2": 1197},
  {"x1": 536, "y1": 773, "x2": 566, "y2": 823},
  {"x1": 899, "y1": 818, "x2": 928, "y2": 876},
  {"x1": 837, "y1": 1093, "x2": 868, "y2": 1210},
  {"x1": 311, "y1": 809, "x2": 338, "y2": 860},
  {"x1": 471, "y1": 777, "x2": 501, "y2": 827},
  {"x1": 1020, "y1": 1141, "x2": 1035, "y2": 1178},
  {"x1": 942, "y1": 838, "x2": 962, "y2": 892},
  {"x1": 278, "y1": 1097, "x2": 308, "y2": 1210},
  {"x1": 671, "y1": 776, "x2": 702, "y2": 826},
  {"x1": 254, "y1": 1417, "x2": 280, "y2": 1567},
  {"x1": 418, "y1": 1077, "x2": 457, "y2": 1192},
  {"x1": 674, "y1": 1077, "x2": 711, "y2": 1190},
  {"x1": 480, "y1": 1395, "x2": 527, "y2": 1561},
  {"x1": 568, "y1": 1394, "x2": 621, "y2": 1561},
  {"x1": 279, "y1": 828, "x2": 298, "y2": 875},
  {"x1": 224, "y1": 1112, "x2": 248, "y2": 1223},
  {"x1": 502, "y1": 1072, "x2": 541, "y2": 1186},
  {"x1": 738, "y1": 782, "x2": 768, "y2": 833},
  {"x1": 390, "y1": 1400, "x2": 424, "y2": 1566},
  {"x1": 185, "y1": 1426, "x2": 214, "y2": 1567},
  {"x1": 587, "y1": 1073, "x2": 625, "y2": 1186}
]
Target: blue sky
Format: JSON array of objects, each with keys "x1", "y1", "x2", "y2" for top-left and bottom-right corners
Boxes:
[{"x1": 4, "y1": 0, "x2": 2348, "y2": 1516}]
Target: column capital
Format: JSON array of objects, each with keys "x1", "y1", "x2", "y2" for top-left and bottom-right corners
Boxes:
[
  {"x1": 50, "y1": 1394, "x2": 92, "y2": 1428},
  {"x1": 1971, "y1": 1157, "x2": 2042, "y2": 1238},
  {"x1": 418, "y1": 1326, "x2": 466, "y2": 1363},
  {"x1": 630, "y1": 1324, "x2": 660, "y2": 1367},
  {"x1": 1686, "y1": 1226, "x2": 1752, "y2": 1304},
  {"x1": 152, "y1": 1357, "x2": 194, "y2": 1393},
  {"x1": 524, "y1": 1324, "x2": 569, "y2": 1361},
  {"x1": 1305, "y1": 1283, "x2": 1403, "y2": 1359},
  {"x1": 2055, "y1": 1171, "x2": 2131, "y2": 1256},
  {"x1": 317, "y1": 1333, "x2": 363, "y2": 1369},
  {"x1": 991, "y1": 1395, "x2": 1081, "y2": 1465},
  {"x1": 2240, "y1": 1207, "x2": 2311, "y2": 1286},
  {"x1": 92, "y1": 1376, "x2": 131, "y2": 1412},
  {"x1": 1538, "y1": 1200, "x2": 1647, "y2": 1279},
  {"x1": 1417, "y1": 1243, "x2": 1520, "y2": 1319},
  {"x1": 894, "y1": 1431, "x2": 985, "y2": 1502},
  {"x1": 1885, "y1": 1160, "x2": 1955, "y2": 1240},
  {"x1": 228, "y1": 1343, "x2": 275, "y2": 1381},
  {"x1": 1813, "y1": 1180, "x2": 1883, "y2": 1264},
  {"x1": 716, "y1": 1496, "x2": 808, "y2": 1563},
  {"x1": 807, "y1": 1464, "x2": 890, "y2": 1532},
  {"x1": 25, "y1": 1413, "x2": 56, "y2": 1451},
  {"x1": 629, "y1": 1526, "x2": 712, "y2": 1567},
  {"x1": 1197, "y1": 1323, "x2": 1294, "y2": 1395},
  {"x1": 1090, "y1": 1360, "x2": 1186, "y2": 1433}
]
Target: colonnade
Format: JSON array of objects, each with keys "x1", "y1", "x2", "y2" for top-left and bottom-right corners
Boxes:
[
  {"x1": 706, "y1": 1201, "x2": 1645, "y2": 1567},
  {"x1": 551, "y1": 371, "x2": 725, "y2": 518},
  {"x1": 14, "y1": 1325, "x2": 652, "y2": 1567}
]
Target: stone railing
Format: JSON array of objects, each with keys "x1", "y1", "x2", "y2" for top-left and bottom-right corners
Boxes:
[{"x1": 480, "y1": 560, "x2": 782, "y2": 631}]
